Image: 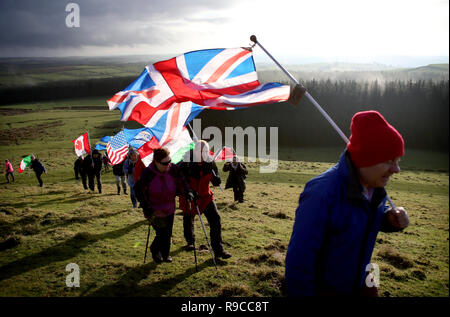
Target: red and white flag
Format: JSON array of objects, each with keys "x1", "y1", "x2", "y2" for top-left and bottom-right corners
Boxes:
[
  {"x1": 107, "y1": 130, "x2": 129, "y2": 165},
  {"x1": 214, "y1": 146, "x2": 235, "y2": 161},
  {"x1": 72, "y1": 133, "x2": 91, "y2": 157}
]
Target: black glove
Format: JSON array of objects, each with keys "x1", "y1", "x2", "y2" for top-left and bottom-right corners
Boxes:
[
  {"x1": 288, "y1": 84, "x2": 306, "y2": 105},
  {"x1": 186, "y1": 191, "x2": 195, "y2": 202},
  {"x1": 143, "y1": 207, "x2": 154, "y2": 220},
  {"x1": 211, "y1": 176, "x2": 221, "y2": 187}
]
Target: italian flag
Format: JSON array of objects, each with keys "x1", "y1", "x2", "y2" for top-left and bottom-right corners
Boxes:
[
  {"x1": 19, "y1": 155, "x2": 32, "y2": 173},
  {"x1": 72, "y1": 132, "x2": 91, "y2": 157}
]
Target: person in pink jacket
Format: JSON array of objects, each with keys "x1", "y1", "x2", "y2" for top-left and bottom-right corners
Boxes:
[{"x1": 5, "y1": 159, "x2": 14, "y2": 183}]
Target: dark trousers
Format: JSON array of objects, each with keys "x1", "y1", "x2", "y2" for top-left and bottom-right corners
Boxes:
[
  {"x1": 5, "y1": 172, "x2": 14, "y2": 183},
  {"x1": 183, "y1": 201, "x2": 224, "y2": 254},
  {"x1": 80, "y1": 173, "x2": 88, "y2": 190},
  {"x1": 151, "y1": 214, "x2": 174, "y2": 259},
  {"x1": 88, "y1": 172, "x2": 102, "y2": 193},
  {"x1": 233, "y1": 187, "x2": 244, "y2": 202},
  {"x1": 35, "y1": 172, "x2": 43, "y2": 187}
]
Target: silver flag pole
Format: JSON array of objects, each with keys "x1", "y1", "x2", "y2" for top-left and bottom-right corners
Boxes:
[{"x1": 250, "y1": 35, "x2": 397, "y2": 209}]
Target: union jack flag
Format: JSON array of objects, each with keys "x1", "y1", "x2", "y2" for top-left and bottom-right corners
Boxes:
[
  {"x1": 107, "y1": 131, "x2": 129, "y2": 165},
  {"x1": 107, "y1": 47, "x2": 290, "y2": 128}
]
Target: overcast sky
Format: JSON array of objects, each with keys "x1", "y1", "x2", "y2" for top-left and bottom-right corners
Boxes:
[{"x1": 0, "y1": 0, "x2": 448, "y2": 66}]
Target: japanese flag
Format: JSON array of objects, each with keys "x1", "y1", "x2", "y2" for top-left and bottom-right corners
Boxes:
[{"x1": 72, "y1": 133, "x2": 91, "y2": 157}]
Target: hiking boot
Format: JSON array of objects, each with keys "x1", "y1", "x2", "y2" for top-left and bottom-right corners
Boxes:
[
  {"x1": 185, "y1": 244, "x2": 196, "y2": 251},
  {"x1": 152, "y1": 251, "x2": 163, "y2": 264},
  {"x1": 215, "y1": 250, "x2": 232, "y2": 260},
  {"x1": 198, "y1": 244, "x2": 208, "y2": 251},
  {"x1": 117, "y1": 187, "x2": 121, "y2": 195},
  {"x1": 124, "y1": 189, "x2": 128, "y2": 195},
  {"x1": 163, "y1": 256, "x2": 173, "y2": 263}
]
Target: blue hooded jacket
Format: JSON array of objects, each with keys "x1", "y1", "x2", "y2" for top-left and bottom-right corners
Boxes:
[{"x1": 285, "y1": 151, "x2": 400, "y2": 296}]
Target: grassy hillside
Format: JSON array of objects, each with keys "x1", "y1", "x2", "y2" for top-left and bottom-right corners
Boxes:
[{"x1": 0, "y1": 100, "x2": 448, "y2": 297}]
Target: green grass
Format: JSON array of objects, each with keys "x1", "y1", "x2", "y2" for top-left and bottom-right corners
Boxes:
[{"x1": 0, "y1": 100, "x2": 448, "y2": 297}]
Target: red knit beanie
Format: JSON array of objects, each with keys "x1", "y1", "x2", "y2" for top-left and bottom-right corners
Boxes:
[{"x1": 347, "y1": 110, "x2": 404, "y2": 168}]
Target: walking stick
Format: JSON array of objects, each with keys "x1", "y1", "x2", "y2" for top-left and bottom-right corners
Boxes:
[
  {"x1": 193, "y1": 236, "x2": 198, "y2": 272},
  {"x1": 143, "y1": 223, "x2": 151, "y2": 264},
  {"x1": 250, "y1": 35, "x2": 398, "y2": 210},
  {"x1": 194, "y1": 203, "x2": 218, "y2": 270}
]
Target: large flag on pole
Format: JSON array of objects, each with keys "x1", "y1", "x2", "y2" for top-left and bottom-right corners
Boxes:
[
  {"x1": 107, "y1": 131, "x2": 129, "y2": 165},
  {"x1": 18, "y1": 155, "x2": 32, "y2": 173},
  {"x1": 107, "y1": 47, "x2": 290, "y2": 127},
  {"x1": 72, "y1": 133, "x2": 91, "y2": 157}
]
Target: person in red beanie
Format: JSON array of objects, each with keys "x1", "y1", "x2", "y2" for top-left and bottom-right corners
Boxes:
[{"x1": 285, "y1": 110, "x2": 409, "y2": 297}]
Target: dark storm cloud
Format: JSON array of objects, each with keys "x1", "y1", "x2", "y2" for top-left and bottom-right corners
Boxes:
[{"x1": 0, "y1": 0, "x2": 236, "y2": 54}]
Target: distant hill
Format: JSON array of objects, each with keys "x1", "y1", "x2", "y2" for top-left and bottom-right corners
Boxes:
[
  {"x1": 258, "y1": 63, "x2": 449, "y2": 84},
  {"x1": 0, "y1": 56, "x2": 448, "y2": 89}
]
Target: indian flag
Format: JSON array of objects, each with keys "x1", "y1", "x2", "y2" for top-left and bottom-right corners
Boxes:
[{"x1": 19, "y1": 155, "x2": 32, "y2": 173}]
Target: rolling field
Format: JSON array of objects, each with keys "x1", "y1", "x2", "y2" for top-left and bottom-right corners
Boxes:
[{"x1": 0, "y1": 100, "x2": 448, "y2": 297}]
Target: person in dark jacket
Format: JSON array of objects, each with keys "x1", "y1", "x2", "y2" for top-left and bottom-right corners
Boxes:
[
  {"x1": 74, "y1": 156, "x2": 87, "y2": 189},
  {"x1": 113, "y1": 160, "x2": 127, "y2": 195},
  {"x1": 285, "y1": 110, "x2": 410, "y2": 297},
  {"x1": 83, "y1": 150, "x2": 103, "y2": 193},
  {"x1": 102, "y1": 154, "x2": 110, "y2": 172},
  {"x1": 223, "y1": 156, "x2": 248, "y2": 203},
  {"x1": 178, "y1": 140, "x2": 231, "y2": 260},
  {"x1": 30, "y1": 155, "x2": 46, "y2": 187},
  {"x1": 123, "y1": 148, "x2": 139, "y2": 208},
  {"x1": 134, "y1": 147, "x2": 193, "y2": 263}
]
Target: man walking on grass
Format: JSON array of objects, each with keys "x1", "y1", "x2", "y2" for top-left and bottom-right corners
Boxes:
[
  {"x1": 30, "y1": 155, "x2": 46, "y2": 187},
  {"x1": 285, "y1": 110, "x2": 410, "y2": 296}
]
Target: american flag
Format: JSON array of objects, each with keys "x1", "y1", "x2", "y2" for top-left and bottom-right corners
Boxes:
[
  {"x1": 107, "y1": 47, "x2": 290, "y2": 128},
  {"x1": 107, "y1": 131, "x2": 129, "y2": 165}
]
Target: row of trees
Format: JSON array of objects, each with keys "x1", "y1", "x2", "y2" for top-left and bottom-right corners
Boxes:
[
  {"x1": 0, "y1": 77, "x2": 448, "y2": 151},
  {"x1": 198, "y1": 79, "x2": 449, "y2": 152}
]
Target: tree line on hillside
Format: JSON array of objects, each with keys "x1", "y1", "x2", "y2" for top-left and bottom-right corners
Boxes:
[
  {"x1": 0, "y1": 77, "x2": 448, "y2": 151},
  {"x1": 198, "y1": 79, "x2": 449, "y2": 152}
]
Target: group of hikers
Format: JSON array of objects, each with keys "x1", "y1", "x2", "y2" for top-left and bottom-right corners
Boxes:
[
  {"x1": 4, "y1": 110, "x2": 411, "y2": 296},
  {"x1": 71, "y1": 142, "x2": 248, "y2": 263},
  {"x1": 4, "y1": 155, "x2": 46, "y2": 186},
  {"x1": 128, "y1": 110, "x2": 410, "y2": 297}
]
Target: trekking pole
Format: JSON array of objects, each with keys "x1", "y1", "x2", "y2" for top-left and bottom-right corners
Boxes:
[
  {"x1": 193, "y1": 234, "x2": 198, "y2": 272},
  {"x1": 250, "y1": 35, "x2": 397, "y2": 210},
  {"x1": 194, "y1": 203, "x2": 218, "y2": 270},
  {"x1": 189, "y1": 201, "x2": 199, "y2": 272},
  {"x1": 143, "y1": 223, "x2": 151, "y2": 264}
]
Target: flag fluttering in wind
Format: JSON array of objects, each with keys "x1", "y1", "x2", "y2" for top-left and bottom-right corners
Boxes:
[
  {"x1": 95, "y1": 136, "x2": 111, "y2": 151},
  {"x1": 122, "y1": 127, "x2": 158, "y2": 150},
  {"x1": 148, "y1": 101, "x2": 201, "y2": 146},
  {"x1": 72, "y1": 133, "x2": 91, "y2": 157},
  {"x1": 107, "y1": 47, "x2": 290, "y2": 127},
  {"x1": 18, "y1": 155, "x2": 32, "y2": 173},
  {"x1": 214, "y1": 146, "x2": 235, "y2": 161},
  {"x1": 120, "y1": 107, "x2": 198, "y2": 167},
  {"x1": 107, "y1": 131, "x2": 129, "y2": 165},
  {"x1": 138, "y1": 128, "x2": 195, "y2": 167}
]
